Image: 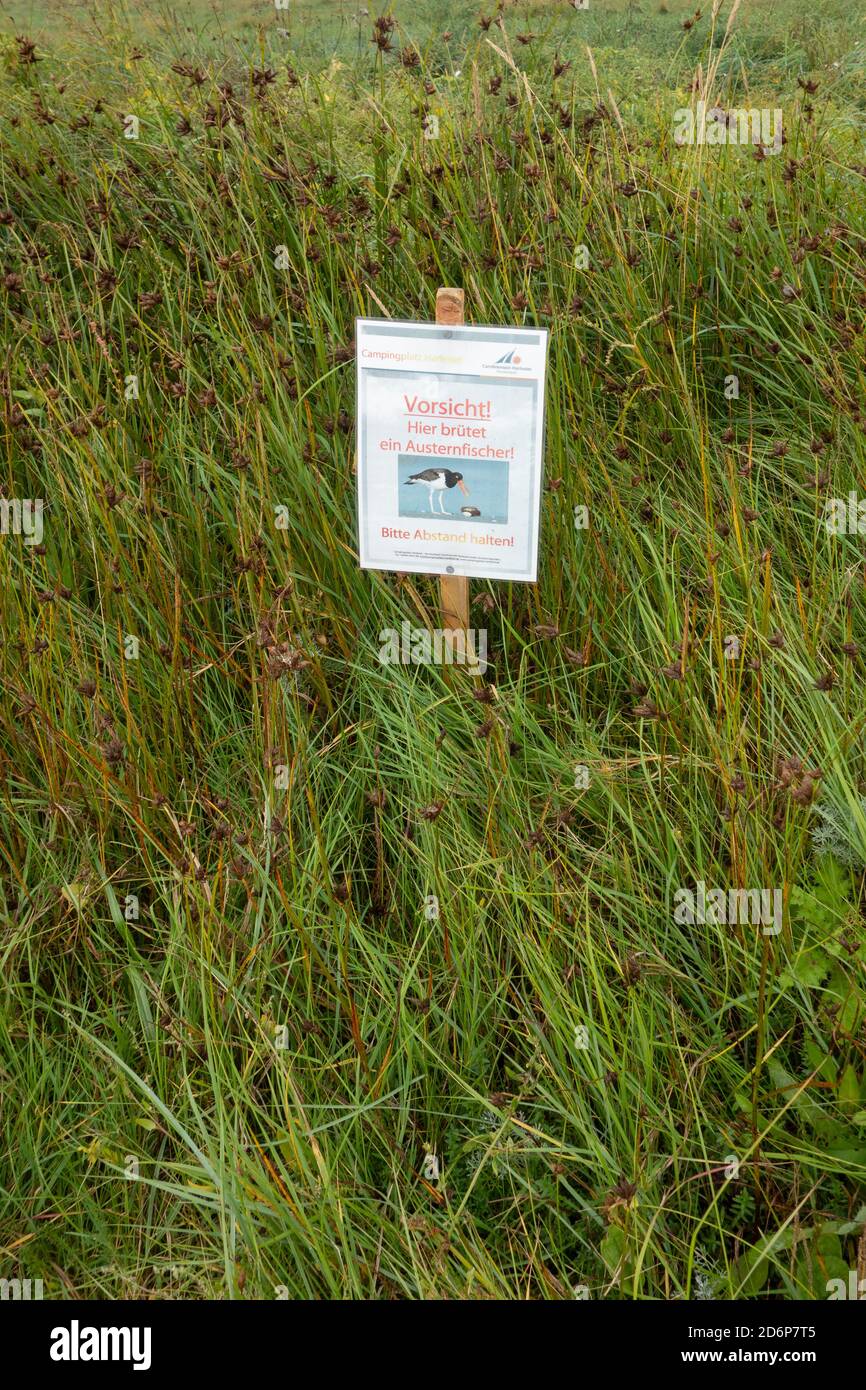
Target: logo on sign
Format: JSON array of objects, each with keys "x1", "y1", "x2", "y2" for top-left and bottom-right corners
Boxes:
[{"x1": 486, "y1": 347, "x2": 527, "y2": 373}]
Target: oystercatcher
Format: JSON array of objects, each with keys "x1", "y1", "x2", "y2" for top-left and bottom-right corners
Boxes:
[{"x1": 404, "y1": 468, "x2": 469, "y2": 515}]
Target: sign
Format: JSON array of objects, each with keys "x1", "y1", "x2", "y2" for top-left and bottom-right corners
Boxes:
[{"x1": 356, "y1": 318, "x2": 548, "y2": 582}]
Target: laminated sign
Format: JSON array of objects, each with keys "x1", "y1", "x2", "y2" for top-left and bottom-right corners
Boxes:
[{"x1": 356, "y1": 318, "x2": 549, "y2": 582}]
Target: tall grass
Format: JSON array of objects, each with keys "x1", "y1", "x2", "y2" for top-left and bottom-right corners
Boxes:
[{"x1": 0, "y1": 1, "x2": 865, "y2": 1299}]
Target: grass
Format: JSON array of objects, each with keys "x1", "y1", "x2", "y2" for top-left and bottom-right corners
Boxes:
[{"x1": 0, "y1": 0, "x2": 865, "y2": 1300}]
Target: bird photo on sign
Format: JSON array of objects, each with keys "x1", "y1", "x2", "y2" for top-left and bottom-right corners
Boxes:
[{"x1": 398, "y1": 457, "x2": 510, "y2": 522}]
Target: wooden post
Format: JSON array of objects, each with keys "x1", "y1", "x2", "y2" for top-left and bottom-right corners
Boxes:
[{"x1": 435, "y1": 288, "x2": 472, "y2": 666}]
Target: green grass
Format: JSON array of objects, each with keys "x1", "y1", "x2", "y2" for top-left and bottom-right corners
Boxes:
[{"x1": 1, "y1": 0, "x2": 865, "y2": 1300}]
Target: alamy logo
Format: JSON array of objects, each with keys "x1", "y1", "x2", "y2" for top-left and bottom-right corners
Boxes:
[
  {"x1": 824, "y1": 493, "x2": 866, "y2": 535},
  {"x1": 674, "y1": 882, "x2": 782, "y2": 935},
  {"x1": 674, "y1": 103, "x2": 783, "y2": 155},
  {"x1": 379, "y1": 622, "x2": 488, "y2": 676},
  {"x1": 0, "y1": 1277, "x2": 43, "y2": 1299},
  {"x1": 50, "y1": 1320, "x2": 152, "y2": 1371},
  {"x1": 827, "y1": 1271, "x2": 866, "y2": 1299},
  {"x1": 0, "y1": 497, "x2": 43, "y2": 545}
]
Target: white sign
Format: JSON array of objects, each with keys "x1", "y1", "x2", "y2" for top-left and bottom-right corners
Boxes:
[{"x1": 356, "y1": 318, "x2": 548, "y2": 582}]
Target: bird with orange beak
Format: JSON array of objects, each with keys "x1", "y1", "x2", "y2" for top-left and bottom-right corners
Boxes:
[{"x1": 404, "y1": 468, "x2": 469, "y2": 515}]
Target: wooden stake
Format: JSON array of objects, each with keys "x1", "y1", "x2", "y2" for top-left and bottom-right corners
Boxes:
[{"x1": 435, "y1": 288, "x2": 472, "y2": 663}]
